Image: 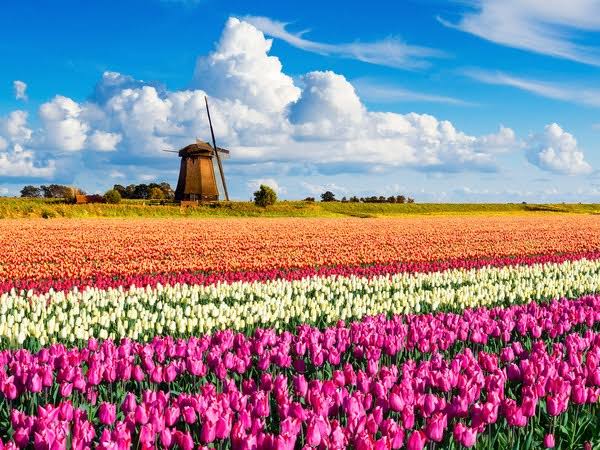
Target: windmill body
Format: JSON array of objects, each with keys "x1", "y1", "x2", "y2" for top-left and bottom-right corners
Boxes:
[
  {"x1": 167, "y1": 96, "x2": 230, "y2": 203},
  {"x1": 174, "y1": 141, "x2": 220, "y2": 202}
]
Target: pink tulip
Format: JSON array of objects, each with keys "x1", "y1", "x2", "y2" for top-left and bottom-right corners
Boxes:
[
  {"x1": 425, "y1": 412, "x2": 447, "y2": 442},
  {"x1": 406, "y1": 430, "x2": 427, "y2": 450},
  {"x1": 98, "y1": 402, "x2": 116, "y2": 425},
  {"x1": 543, "y1": 433, "x2": 555, "y2": 448},
  {"x1": 306, "y1": 418, "x2": 322, "y2": 447}
]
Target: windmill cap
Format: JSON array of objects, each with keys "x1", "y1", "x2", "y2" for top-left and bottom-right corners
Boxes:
[
  {"x1": 178, "y1": 141, "x2": 214, "y2": 157},
  {"x1": 177, "y1": 141, "x2": 230, "y2": 157}
]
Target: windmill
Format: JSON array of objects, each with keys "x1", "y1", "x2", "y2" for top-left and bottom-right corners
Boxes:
[{"x1": 163, "y1": 96, "x2": 230, "y2": 202}]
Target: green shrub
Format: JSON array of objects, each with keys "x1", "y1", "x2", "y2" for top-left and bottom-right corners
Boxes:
[
  {"x1": 104, "y1": 189, "x2": 122, "y2": 204},
  {"x1": 253, "y1": 185, "x2": 277, "y2": 207}
]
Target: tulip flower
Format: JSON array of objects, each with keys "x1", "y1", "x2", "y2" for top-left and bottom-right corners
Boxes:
[{"x1": 97, "y1": 402, "x2": 116, "y2": 425}]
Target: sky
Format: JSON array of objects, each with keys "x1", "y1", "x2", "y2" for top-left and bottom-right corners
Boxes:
[{"x1": 1, "y1": 0, "x2": 600, "y2": 201}]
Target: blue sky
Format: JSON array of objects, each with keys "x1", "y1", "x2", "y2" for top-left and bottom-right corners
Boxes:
[{"x1": 1, "y1": 0, "x2": 600, "y2": 201}]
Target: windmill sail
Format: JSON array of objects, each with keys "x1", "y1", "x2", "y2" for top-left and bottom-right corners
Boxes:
[{"x1": 205, "y1": 96, "x2": 229, "y2": 201}]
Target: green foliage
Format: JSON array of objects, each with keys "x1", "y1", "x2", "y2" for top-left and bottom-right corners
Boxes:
[
  {"x1": 40, "y1": 184, "x2": 75, "y2": 199},
  {"x1": 253, "y1": 185, "x2": 277, "y2": 207},
  {"x1": 103, "y1": 189, "x2": 122, "y2": 204},
  {"x1": 1, "y1": 198, "x2": 600, "y2": 219},
  {"x1": 113, "y1": 182, "x2": 174, "y2": 200},
  {"x1": 20, "y1": 185, "x2": 42, "y2": 198},
  {"x1": 148, "y1": 187, "x2": 165, "y2": 200},
  {"x1": 321, "y1": 191, "x2": 336, "y2": 202}
]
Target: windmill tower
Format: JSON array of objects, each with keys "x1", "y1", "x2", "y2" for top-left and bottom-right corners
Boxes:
[{"x1": 164, "y1": 97, "x2": 230, "y2": 202}]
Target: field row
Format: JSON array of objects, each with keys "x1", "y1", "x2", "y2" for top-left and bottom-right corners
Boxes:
[
  {"x1": 2, "y1": 256, "x2": 600, "y2": 346},
  {"x1": 2, "y1": 215, "x2": 600, "y2": 284},
  {"x1": 1, "y1": 293, "x2": 599, "y2": 448}
]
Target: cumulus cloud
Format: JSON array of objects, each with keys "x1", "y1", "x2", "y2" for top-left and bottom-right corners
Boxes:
[
  {"x1": 1, "y1": 16, "x2": 584, "y2": 191},
  {"x1": 13, "y1": 81, "x2": 27, "y2": 101},
  {"x1": 39, "y1": 96, "x2": 90, "y2": 152},
  {"x1": 88, "y1": 131, "x2": 122, "y2": 151},
  {"x1": 193, "y1": 18, "x2": 300, "y2": 113},
  {"x1": 441, "y1": 0, "x2": 600, "y2": 66},
  {"x1": 0, "y1": 144, "x2": 56, "y2": 178},
  {"x1": 0, "y1": 111, "x2": 32, "y2": 144},
  {"x1": 526, "y1": 123, "x2": 592, "y2": 175},
  {"x1": 243, "y1": 16, "x2": 444, "y2": 69},
  {"x1": 0, "y1": 110, "x2": 55, "y2": 178},
  {"x1": 38, "y1": 95, "x2": 123, "y2": 153}
]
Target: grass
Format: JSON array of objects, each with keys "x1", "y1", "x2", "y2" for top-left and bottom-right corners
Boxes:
[{"x1": 1, "y1": 197, "x2": 600, "y2": 219}]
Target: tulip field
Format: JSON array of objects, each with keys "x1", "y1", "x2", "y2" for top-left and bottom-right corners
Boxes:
[{"x1": 2, "y1": 215, "x2": 600, "y2": 449}]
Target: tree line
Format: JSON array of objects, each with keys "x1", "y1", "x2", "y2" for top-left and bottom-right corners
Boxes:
[
  {"x1": 20, "y1": 183, "x2": 175, "y2": 200},
  {"x1": 305, "y1": 191, "x2": 415, "y2": 203}
]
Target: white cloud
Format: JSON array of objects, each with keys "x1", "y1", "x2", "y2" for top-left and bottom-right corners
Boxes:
[
  {"x1": 0, "y1": 110, "x2": 54, "y2": 178},
  {"x1": 3, "y1": 16, "x2": 586, "y2": 190},
  {"x1": 300, "y1": 181, "x2": 349, "y2": 197},
  {"x1": 0, "y1": 111, "x2": 32, "y2": 144},
  {"x1": 13, "y1": 81, "x2": 27, "y2": 101},
  {"x1": 38, "y1": 95, "x2": 123, "y2": 153},
  {"x1": 88, "y1": 130, "x2": 122, "y2": 151},
  {"x1": 352, "y1": 78, "x2": 471, "y2": 105},
  {"x1": 441, "y1": 0, "x2": 600, "y2": 65},
  {"x1": 109, "y1": 169, "x2": 126, "y2": 179},
  {"x1": 0, "y1": 144, "x2": 55, "y2": 178},
  {"x1": 465, "y1": 70, "x2": 600, "y2": 107},
  {"x1": 291, "y1": 71, "x2": 365, "y2": 139},
  {"x1": 247, "y1": 178, "x2": 286, "y2": 195},
  {"x1": 193, "y1": 17, "x2": 300, "y2": 113},
  {"x1": 39, "y1": 96, "x2": 89, "y2": 152},
  {"x1": 526, "y1": 123, "x2": 592, "y2": 175},
  {"x1": 243, "y1": 15, "x2": 444, "y2": 69}
]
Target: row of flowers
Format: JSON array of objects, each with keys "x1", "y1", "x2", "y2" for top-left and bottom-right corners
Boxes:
[
  {"x1": 1, "y1": 292, "x2": 599, "y2": 407},
  {"x1": 2, "y1": 257, "x2": 600, "y2": 346},
  {"x1": 3, "y1": 250, "x2": 600, "y2": 296},
  {"x1": 3, "y1": 215, "x2": 600, "y2": 287},
  {"x1": 3, "y1": 329, "x2": 600, "y2": 449}
]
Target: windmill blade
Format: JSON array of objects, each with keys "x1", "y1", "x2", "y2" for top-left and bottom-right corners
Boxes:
[
  {"x1": 162, "y1": 149, "x2": 179, "y2": 153},
  {"x1": 205, "y1": 95, "x2": 230, "y2": 201}
]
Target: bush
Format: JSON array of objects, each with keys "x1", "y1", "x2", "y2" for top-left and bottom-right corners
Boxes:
[
  {"x1": 253, "y1": 185, "x2": 277, "y2": 207},
  {"x1": 149, "y1": 187, "x2": 165, "y2": 200},
  {"x1": 104, "y1": 189, "x2": 122, "y2": 204},
  {"x1": 321, "y1": 191, "x2": 336, "y2": 202}
]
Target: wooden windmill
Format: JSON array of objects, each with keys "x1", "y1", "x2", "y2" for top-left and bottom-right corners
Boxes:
[{"x1": 164, "y1": 97, "x2": 230, "y2": 202}]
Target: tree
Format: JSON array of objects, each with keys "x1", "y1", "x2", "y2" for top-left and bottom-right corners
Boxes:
[
  {"x1": 396, "y1": 195, "x2": 406, "y2": 204},
  {"x1": 113, "y1": 184, "x2": 126, "y2": 198},
  {"x1": 253, "y1": 185, "x2": 277, "y2": 207},
  {"x1": 104, "y1": 189, "x2": 122, "y2": 204},
  {"x1": 124, "y1": 184, "x2": 136, "y2": 199},
  {"x1": 387, "y1": 196, "x2": 396, "y2": 203},
  {"x1": 349, "y1": 196, "x2": 360, "y2": 203},
  {"x1": 20, "y1": 185, "x2": 42, "y2": 198},
  {"x1": 321, "y1": 191, "x2": 336, "y2": 202},
  {"x1": 303, "y1": 197, "x2": 315, "y2": 202},
  {"x1": 40, "y1": 184, "x2": 72, "y2": 199},
  {"x1": 149, "y1": 187, "x2": 165, "y2": 200},
  {"x1": 407, "y1": 197, "x2": 415, "y2": 203},
  {"x1": 341, "y1": 196, "x2": 348, "y2": 202},
  {"x1": 159, "y1": 182, "x2": 175, "y2": 200},
  {"x1": 133, "y1": 184, "x2": 150, "y2": 200}
]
